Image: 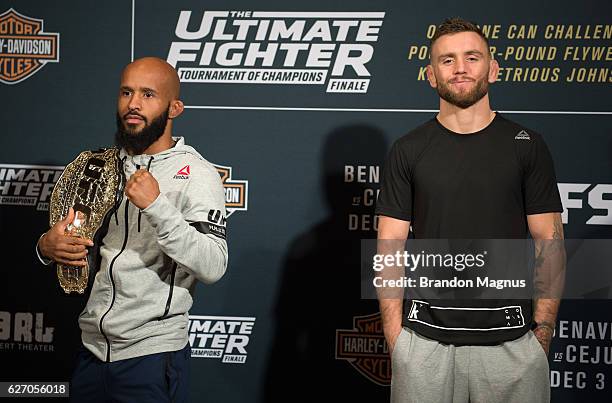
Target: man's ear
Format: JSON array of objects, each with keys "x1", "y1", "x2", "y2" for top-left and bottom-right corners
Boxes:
[
  {"x1": 488, "y1": 59, "x2": 499, "y2": 84},
  {"x1": 426, "y1": 64, "x2": 437, "y2": 88},
  {"x1": 168, "y1": 100, "x2": 184, "y2": 119}
]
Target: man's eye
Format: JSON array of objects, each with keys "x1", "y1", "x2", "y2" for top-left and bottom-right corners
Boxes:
[
  {"x1": 443, "y1": 59, "x2": 453, "y2": 65},
  {"x1": 144, "y1": 92, "x2": 154, "y2": 98},
  {"x1": 122, "y1": 91, "x2": 131, "y2": 96}
]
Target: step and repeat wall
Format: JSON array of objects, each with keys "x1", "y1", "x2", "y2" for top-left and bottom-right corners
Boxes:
[{"x1": 1, "y1": 1, "x2": 610, "y2": 402}]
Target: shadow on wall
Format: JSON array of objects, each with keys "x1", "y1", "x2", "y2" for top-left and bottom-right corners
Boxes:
[{"x1": 263, "y1": 125, "x2": 390, "y2": 402}]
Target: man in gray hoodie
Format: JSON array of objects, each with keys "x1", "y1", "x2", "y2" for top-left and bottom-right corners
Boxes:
[{"x1": 37, "y1": 57, "x2": 228, "y2": 402}]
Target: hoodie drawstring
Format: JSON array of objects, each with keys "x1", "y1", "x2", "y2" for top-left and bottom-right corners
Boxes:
[
  {"x1": 137, "y1": 156, "x2": 155, "y2": 233},
  {"x1": 115, "y1": 155, "x2": 127, "y2": 226}
]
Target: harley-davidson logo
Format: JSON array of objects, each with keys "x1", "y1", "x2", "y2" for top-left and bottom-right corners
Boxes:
[
  {"x1": 213, "y1": 164, "x2": 248, "y2": 217},
  {"x1": 0, "y1": 8, "x2": 60, "y2": 84},
  {"x1": 335, "y1": 312, "x2": 391, "y2": 386}
]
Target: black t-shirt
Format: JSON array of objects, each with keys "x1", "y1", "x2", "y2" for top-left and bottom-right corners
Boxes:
[{"x1": 375, "y1": 113, "x2": 563, "y2": 345}]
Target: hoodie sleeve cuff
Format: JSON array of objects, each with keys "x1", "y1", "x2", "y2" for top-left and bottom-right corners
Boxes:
[{"x1": 36, "y1": 233, "x2": 53, "y2": 266}]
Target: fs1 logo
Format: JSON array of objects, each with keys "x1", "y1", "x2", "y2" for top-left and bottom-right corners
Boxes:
[
  {"x1": 0, "y1": 311, "x2": 55, "y2": 352},
  {"x1": 213, "y1": 164, "x2": 248, "y2": 217},
  {"x1": 0, "y1": 164, "x2": 63, "y2": 211},
  {"x1": 559, "y1": 183, "x2": 612, "y2": 225},
  {"x1": 188, "y1": 315, "x2": 255, "y2": 364},
  {"x1": 0, "y1": 8, "x2": 60, "y2": 84},
  {"x1": 335, "y1": 312, "x2": 391, "y2": 386},
  {"x1": 167, "y1": 10, "x2": 385, "y2": 93}
]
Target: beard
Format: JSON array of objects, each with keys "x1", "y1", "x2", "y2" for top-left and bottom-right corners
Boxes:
[
  {"x1": 436, "y1": 74, "x2": 489, "y2": 109},
  {"x1": 115, "y1": 106, "x2": 169, "y2": 155}
]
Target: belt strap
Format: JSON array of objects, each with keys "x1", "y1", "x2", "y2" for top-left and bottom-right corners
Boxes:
[{"x1": 406, "y1": 300, "x2": 526, "y2": 331}]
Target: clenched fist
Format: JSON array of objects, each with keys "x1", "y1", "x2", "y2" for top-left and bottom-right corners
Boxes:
[
  {"x1": 125, "y1": 169, "x2": 160, "y2": 209},
  {"x1": 39, "y1": 207, "x2": 94, "y2": 266}
]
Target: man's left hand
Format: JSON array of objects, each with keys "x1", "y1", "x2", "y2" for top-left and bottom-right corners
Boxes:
[
  {"x1": 533, "y1": 326, "x2": 553, "y2": 355},
  {"x1": 125, "y1": 169, "x2": 160, "y2": 209}
]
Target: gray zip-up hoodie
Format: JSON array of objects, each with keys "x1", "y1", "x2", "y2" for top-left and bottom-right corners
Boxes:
[{"x1": 79, "y1": 137, "x2": 228, "y2": 362}]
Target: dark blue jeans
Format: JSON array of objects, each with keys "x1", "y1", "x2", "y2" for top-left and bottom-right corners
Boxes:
[{"x1": 70, "y1": 344, "x2": 190, "y2": 403}]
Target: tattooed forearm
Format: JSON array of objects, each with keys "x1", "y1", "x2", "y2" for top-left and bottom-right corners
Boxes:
[{"x1": 552, "y1": 214, "x2": 564, "y2": 240}]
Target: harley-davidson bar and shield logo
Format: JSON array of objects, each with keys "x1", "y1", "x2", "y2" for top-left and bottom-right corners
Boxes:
[
  {"x1": 0, "y1": 8, "x2": 60, "y2": 84},
  {"x1": 335, "y1": 312, "x2": 391, "y2": 386}
]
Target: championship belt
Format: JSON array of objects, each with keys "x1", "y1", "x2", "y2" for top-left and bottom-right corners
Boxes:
[{"x1": 49, "y1": 148, "x2": 124, "y2": 294}]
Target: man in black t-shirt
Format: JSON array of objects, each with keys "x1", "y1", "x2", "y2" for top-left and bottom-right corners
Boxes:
[{"x1": 376, "y1": 18, "x2": 564, "y2": 403}]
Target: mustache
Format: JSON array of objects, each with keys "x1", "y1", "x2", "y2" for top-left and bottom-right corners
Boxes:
[
  {"x1": 123, "y1": 110, "x2": 146, "y2": 121},
  {"x1": 449, "y1": 77, "x2": 475, "y2": 84}
]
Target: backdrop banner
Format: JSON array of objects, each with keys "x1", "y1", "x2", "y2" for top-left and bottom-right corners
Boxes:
[{"x1": 1, "y1": 1, "x2": 610, "y2": 402}]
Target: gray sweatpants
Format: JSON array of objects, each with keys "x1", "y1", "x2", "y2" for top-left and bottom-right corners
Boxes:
[{"x1": 391, "y1": 328, "x2": 550, "y2": 403}]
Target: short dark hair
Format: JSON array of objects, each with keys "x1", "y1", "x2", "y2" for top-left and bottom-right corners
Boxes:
[{"x1": 430, "y1": 17, "x2": 490, "y2": 51}]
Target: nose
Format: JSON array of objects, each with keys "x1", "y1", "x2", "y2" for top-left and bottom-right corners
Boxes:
[
  {"x1": 454, "y1": 59, "x2": 467, "y2": 75},
  {"x1": 127, "y1": 93, "x2": 141, "y2": 111}
]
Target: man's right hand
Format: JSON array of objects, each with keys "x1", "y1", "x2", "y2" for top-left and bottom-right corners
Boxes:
[
  {"x1": 386, "y1": 325, "x2": 404, "y2": 355},
  {"x1": 38, "y1": 207, "x2": 94, "y2": 266}
]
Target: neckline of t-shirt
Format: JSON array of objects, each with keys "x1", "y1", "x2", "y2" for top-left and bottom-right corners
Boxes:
[{"x1": 434, "y1": 112, "x2": 500, "y2": 137}]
